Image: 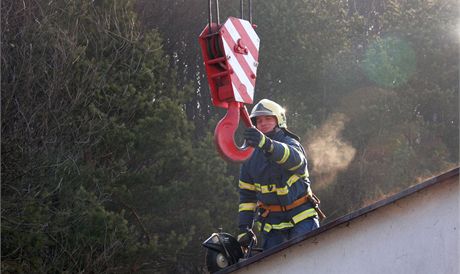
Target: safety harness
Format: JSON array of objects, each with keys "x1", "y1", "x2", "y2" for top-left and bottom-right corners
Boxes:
[{"x1": 257, "y1": 192, "x2": 326, "y2": 221}]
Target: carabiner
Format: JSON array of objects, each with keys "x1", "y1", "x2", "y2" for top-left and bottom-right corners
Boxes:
[{"x1": 214, "y1": 102, "x2": 254, "y2": 162}]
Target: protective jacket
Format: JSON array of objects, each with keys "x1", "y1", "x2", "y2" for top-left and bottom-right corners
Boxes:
[{"x1": 238, "y1": 129, "x2": 317, "y2": 234}]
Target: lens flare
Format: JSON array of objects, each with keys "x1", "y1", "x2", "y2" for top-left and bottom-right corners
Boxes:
[{"x1": 362, "y1": 36, "x2": 416, "y2": 88}]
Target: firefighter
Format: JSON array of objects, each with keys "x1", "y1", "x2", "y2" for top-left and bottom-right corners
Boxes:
[{"x1": 237, "y1": 99, "x2": 320, "y2": 250}]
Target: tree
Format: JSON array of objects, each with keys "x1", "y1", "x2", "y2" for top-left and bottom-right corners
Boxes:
[{"x1": 2, "y1": 0, "x2": 237, "y2": 272}]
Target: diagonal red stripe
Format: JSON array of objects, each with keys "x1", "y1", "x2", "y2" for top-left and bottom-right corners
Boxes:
[
  {"x1": 221, "y1": 25, "x2": 256, "y2": 87},
  {"x1": 230, "y1": 17, "x2": 259, "y2": 60},
  {"x1": 229, "y1": 65, "x2": 253, "y2": 103}
]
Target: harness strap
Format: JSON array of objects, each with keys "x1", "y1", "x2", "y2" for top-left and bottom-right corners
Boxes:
[
  {"x1": 257, "y1": 195, "x2": 309, "y2": 213},
  {"x1": 257, "y1": 193, "x2": 327, "y2": 221}
]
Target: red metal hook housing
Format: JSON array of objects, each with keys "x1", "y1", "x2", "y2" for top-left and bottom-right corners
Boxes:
[
  {"x1": 214, "y1": 102, "x2": 254, "y2": 162},
  {"x1": 199, "y1": 17, "x2": 260, "y2": 162}
]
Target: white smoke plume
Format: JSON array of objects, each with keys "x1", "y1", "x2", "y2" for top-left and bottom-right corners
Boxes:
[{"x1": 304, "y1": 113, "x2": 356, "y2": 188}]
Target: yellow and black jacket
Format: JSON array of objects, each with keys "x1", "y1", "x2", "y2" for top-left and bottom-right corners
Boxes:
[{"x1": 238, "y1": 129, "x2": 317, "y2": 234}]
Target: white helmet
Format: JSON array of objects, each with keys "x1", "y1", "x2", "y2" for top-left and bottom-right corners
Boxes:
[{"x1": 249, "y1": 99, "x2": 287, "y2": 128}]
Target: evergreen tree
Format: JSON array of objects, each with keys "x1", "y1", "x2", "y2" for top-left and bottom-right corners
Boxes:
[{"x1": 2, "y1": 0, "x2": 236, "y2": 272}]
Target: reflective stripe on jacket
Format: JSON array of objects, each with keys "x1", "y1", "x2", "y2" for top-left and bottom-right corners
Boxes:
[{"x1": 238, "y1": 129, "x2": 317, "y2": 233}]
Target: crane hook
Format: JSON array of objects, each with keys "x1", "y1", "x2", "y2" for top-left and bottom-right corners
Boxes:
[
  {"x1": 199, "y1": 1, "x2": 259, "y2": 162},
  {"x1": 214, "y1": 101, "x2": 254, "y2": 162}
]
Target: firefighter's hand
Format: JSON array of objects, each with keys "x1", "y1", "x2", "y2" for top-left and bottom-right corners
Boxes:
[
  {"x1": 237, "y1": 229, "x2": 257, "y2": 248},
  {"x1": 244, "y1": 127, "x2": 273, "y2": 152}
]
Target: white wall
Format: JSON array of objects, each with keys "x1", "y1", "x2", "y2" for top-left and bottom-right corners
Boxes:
[{"x1": 233, "y1": 175, "x2": 459, "y2": 274}]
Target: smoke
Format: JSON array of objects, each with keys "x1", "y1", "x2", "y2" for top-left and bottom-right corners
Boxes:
[{"x1": 305, "y1": 113, "x2": 356, "y2": 188}]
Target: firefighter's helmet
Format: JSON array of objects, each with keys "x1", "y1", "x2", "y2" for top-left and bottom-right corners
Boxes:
[{"x1": 249, "y1": 99, "x2": 287, "y2": 128}]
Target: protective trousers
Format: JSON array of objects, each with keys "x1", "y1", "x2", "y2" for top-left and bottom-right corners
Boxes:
[{"x1": 262, "y1": 217, "x2": 319, "y2": 250}]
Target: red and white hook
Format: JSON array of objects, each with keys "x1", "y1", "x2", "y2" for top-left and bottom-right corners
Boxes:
[
  {"x1": 214, "y1": 102, "x2": 254, "y2": 162},
  {"x1": 199, "y1": 0, "x2": 258, "y2": 162}
]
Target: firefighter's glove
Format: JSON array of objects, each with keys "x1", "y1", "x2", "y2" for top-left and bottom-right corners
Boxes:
[
  {"x1": 237, "y1": 229, "x2": 257, "y2": 248},
  {"x1": 244, "y1": 127, "x2": 273, "y2": 153}
]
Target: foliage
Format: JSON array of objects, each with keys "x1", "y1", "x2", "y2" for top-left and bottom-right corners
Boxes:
[{"x1": 2, "y1": 0, "x2": 235, "y2": 272}]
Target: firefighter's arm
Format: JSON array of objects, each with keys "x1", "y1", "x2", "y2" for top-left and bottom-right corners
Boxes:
[
  {"x1": 266, "y1": 138, "x2": 308, "y2": 176},
  {"x1": 244, "y1": 128, "x2": 308, "y2": 176}
]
